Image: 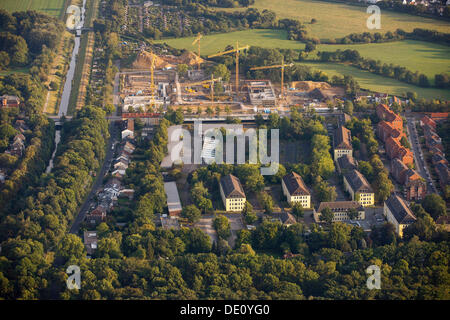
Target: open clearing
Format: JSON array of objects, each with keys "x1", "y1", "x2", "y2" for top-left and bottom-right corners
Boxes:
[
  {"x1": 217, "y1": 0, "x2": 450, "y2": 40},
  {"x1": 300, "y1": 62, "x2": 450, "y2": 100},
  {"x1": 157, "y1": 29, "x2": 450, "y2": 78},
  {"x1": 156, "y1": 29, "x2": 303, "y2": 55},
  {"x1": 0, "y1": 0, "x2": 67, "y2": 17}
]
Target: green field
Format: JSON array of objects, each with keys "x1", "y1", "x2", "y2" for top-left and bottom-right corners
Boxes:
[
  {"x1": 156, "y1": 29, "x2": 450, "y2": 78},
  {"x1": 217, "y1": 0, "x2": 450, "y2": 40},
  {"x1": 156, "y1": 29, "x2": 303, "y2": 55},
  {"x1": 301, "y1": 62, "x2": 450, "y2": 100},
  {"x1": 0, "y1": 0, "x2": 67, "y2": 17},
  {"x1": 317, "y1": 40, "x2": 450, "y2": 79}
]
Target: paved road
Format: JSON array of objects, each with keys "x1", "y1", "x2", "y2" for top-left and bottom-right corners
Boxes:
[
  {"x1": 69, "y1": 122, "x2": 118, "y2": 234},
  {"x1": 405, "y1": 115, "x2": 438, "y2": 194}
]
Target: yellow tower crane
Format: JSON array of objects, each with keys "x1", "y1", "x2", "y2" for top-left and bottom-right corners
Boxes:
[
  {"x1": 180, "y1": 75, "x2": 222, "y2": 101},
  {"x1": 207, "y1": 41, "x2": 249, "y2": 97},
  {"x1": 250, "y1": 57, "x2": 294, "y2": 96},
  {"x1": 192, "y1": 33, "x2": 203, "y2": 70},
  {"x1": 150, "y1": 53, "x2": 156, "y2": 107}
]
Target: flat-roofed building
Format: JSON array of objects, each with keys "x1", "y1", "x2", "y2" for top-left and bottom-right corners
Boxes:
[
  {"x1": 384, "y1": 194, "x2": 416, "y2": 237},
  {"x1": 220, "y1": 174, "x2": 246, "y2": 212},
  {"x1": 282, "y1": 172, "x2": 311, "y2": 208},
  {"x1": 84, "y1": 231, "x2": 98, "y2": 256},
  {"x1": 316, "y1": 201, "x2": 365, "y2": 222},
  {"x1": 333, "y1": 126, "x2": 353, "y2": 161},
  {"x1": 121, "y1": 119, "x2": 134, "y2": 140},
  {"x1": 164, "y1": 181, "x2": 182, "y2": 216},
  {"x1": 343, "y1": 169, "x2": 374, "y2": 207}
]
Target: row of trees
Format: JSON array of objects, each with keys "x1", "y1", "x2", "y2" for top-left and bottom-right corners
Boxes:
[
  {"x1": 333, "y1": 28, "x2": 450, "y2": 46},
  {"x1": 137, "y1": 6, "x2": 276, "y2": 39},
  {"x1": 0, "y1": 106, "x2": 109, "y2": 299}
]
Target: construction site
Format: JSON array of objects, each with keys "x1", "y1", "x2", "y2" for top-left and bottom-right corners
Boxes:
[{"x1": 117, "y1": 38, "x2": 346, "y2": 119}]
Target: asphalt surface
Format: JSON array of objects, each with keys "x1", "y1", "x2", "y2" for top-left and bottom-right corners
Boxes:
[
  {"x1": 405, "y1": 115, "x2": 438, "y2": 194},
  {"x1": 69, "y1": 121, "x2": 118, "y2": 234}
]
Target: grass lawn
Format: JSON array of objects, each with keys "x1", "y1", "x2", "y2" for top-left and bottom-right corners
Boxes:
[
  {"x1": 0, "y1": 0, "x2": 67, "y2": 18},
  {"x1": 300, "y1": 61, "x2": 450, "y2": 100},
  {"x1": 317, "y1": 40, "x2": 450, "y2": 79},
  {"x1": 156, "y1": 29, "x2": 449, "y2": 79},
  {"x1": 0, "y1": 66, "x2": 30, "y2": 76},
  {"x1": 216, "y1": 0, "x2": 450, "y2": 40},
  {"x1": 156, "y1": 29, "x2": 303, "y2": 55}
]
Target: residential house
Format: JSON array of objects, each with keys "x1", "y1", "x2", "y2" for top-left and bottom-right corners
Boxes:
[
  {"x1": 220, "y1": 174, "x2": 246, "y2": 212},
  {"x1": 391, "y1": 158, "x2": 426, "y2": 201},
  {"x1": 84, "y1": 231, "x2": 98, "y2": 256},
  {"x1": 376, "y1": 104, "x2": 403, "y2": 130},
  {"x1": 282, "y1": 172, "x2": 311, "y2": 208},
  {"x1": 279, "y1": 211, "x2": 297, "y2": 227},
  {"x1": 5, "y1": 133, "x2": 26, "y2": 157},
  {"x1": 384, "y1": 194, "x2": 416, "y2": 237},
  {"x1": 316, "y1": 201, "x2": 365, "y2": 222},
  {"x1": 435, "y1": 162, "x2": 449, "y2": 192},
  {"x1": 333, "y1": 126, "x2": 353, "y2": 161},
  {"x1": 343, "y1": 169, "x2": 374, "y2": 207},
  {"x1": 121, "y1": 119, "x2": 134, "y2": 140},
  {"x1": 119, "y1": 188, "x2": 135, "y2": 200},
  {"x1": 113, "y1": 158, "x2": 129, "y2": 171},
  {"x1": 420, "y1": 115, "x2": 437, "y2": 131},
  {"x1": 385, "y1": 136, "x2": 414, "y2": 167},
  {"x1": 86, "y1": 206, "x2": 107, "y2": 225},
  {"x1": 0, "y1": 95, "x2": 20, "y2": 108}
]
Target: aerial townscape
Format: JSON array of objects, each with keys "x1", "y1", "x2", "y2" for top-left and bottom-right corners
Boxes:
[{"x1": 0, "y1": 0, "x2": 449, "y2": 306}]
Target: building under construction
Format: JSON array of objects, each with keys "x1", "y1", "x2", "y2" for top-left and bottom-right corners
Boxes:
[{"x1": 246, "y1": 80, "x2": 276, "y2": 107}]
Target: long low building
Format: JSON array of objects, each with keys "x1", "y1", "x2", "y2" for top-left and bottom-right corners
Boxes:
[
  {"x1": 164, "y1": 181, "x2": 182, "y2": 216},
  {"x1": 316, "y1": 201, "x2": 365, "y2": 222}
]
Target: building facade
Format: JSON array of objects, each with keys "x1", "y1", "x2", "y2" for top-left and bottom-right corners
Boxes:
[
  {"x1": 384, "y1": 194, "x2": 417, "y2": 237},
  {"x1": 220, "y1": 174, "x2": 246, "y2": 212},
  {"x1": 343, "y1": 169, "x2": 374, "y2": 207},
  {"x1": 333, "y1": 126, "x2": 353, "y2": 161},
  {"x1": 282, "y1": 172, "x2": 311, "y2": 208},
  {"x1": 316, "y1": 201, "x2": 365, "y2": 222}
]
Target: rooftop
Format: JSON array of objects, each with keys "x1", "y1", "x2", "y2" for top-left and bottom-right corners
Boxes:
[
  {"x1": 344, "y1": 169, "x2": 373, "y2": 193},
  {"x1": 385, "y1": 194, "x2": 416, "y2": 225},
  {"x1": 220, "y1": 174, "x2": 246, "y2": 198},
  {"x1": 318, "y1": 201, "x2": 363, "y2": 213},
  {"x1": 334, "y1": 126, "x2": 352, "y2": 150},
  {"x1": 164, "y1": 181, "x2": 182, "y2": 214},
  {"x1": 283, "y1": 172, "x2": 310, "y2": 196}
]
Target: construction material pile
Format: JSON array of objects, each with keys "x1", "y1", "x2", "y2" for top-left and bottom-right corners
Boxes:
[{"x1": 290, "y1": 81, "x2": 331, "y2": 91}]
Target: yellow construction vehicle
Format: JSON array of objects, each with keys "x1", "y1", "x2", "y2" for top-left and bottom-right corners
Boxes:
[
  {"x1": 250, "y1": 57, "x2": 294, "y2": 96},
  {"x1": 207, "y1": 41, "x2": 249, "y2": 97},
  {"x1": 180, "y1": 75, "x2": 222, "y2": 101},
  {"x1": 192, "y1": 33, "x2": 203, "y2": 70}
]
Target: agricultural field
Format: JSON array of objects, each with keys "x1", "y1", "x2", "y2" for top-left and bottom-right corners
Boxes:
[
  {"x1": 300, "y1": 61, "x2": 450, "y2": 100},
  {"x1": 217, "y1": 0, "x2": 450, "y2": 40},
  {"x1": 155, "y1": 29, "x2": 303, "y2": 55},
  {"x1": 156, "y1": 29, "x2": 450, "y2": 79},
  {"x1": 316, "y1": 40, "x2": 450, "y2": 79},
  {"x1": 0, "y1": 0, "x2": 67, "y2": 18}
]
